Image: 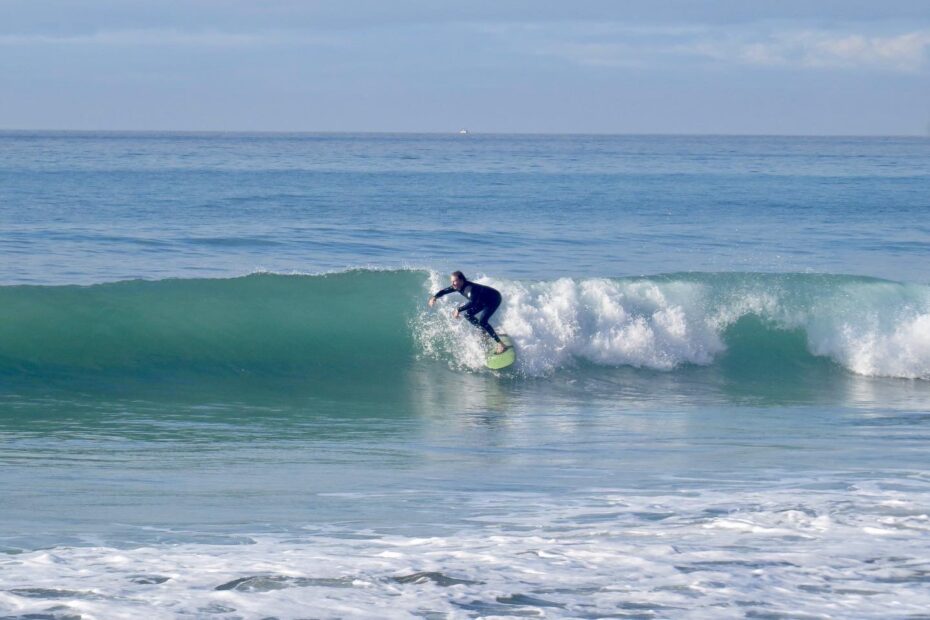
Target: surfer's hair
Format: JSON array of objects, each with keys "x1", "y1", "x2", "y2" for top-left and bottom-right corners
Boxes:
[{"x1": 451, "y1": 271, "x2": 466, "y2": 281}]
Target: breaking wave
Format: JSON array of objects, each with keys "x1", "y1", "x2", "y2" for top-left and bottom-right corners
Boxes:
[{"x1": 1, "y1": 270, "x2": 928, "y2": 383}]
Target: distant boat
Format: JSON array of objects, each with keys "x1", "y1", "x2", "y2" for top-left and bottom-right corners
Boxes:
[{"x1": 459, "y1": 129, "x2": 469, "y2": 135}]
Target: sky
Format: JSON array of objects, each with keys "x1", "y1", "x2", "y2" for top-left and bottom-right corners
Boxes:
[{"x1": 1, "y1": 0, "x2": 929, "y2": 135}]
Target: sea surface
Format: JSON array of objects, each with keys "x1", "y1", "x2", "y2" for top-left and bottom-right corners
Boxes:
[{"x1": 1, "y1": 132, "x2": 929, "y2": 619}]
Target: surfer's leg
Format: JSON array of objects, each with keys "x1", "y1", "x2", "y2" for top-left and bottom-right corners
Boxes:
[
  {"x1": 479, "y1": 319, "x2": 500, "y2": 342},
  {"x1": 464, "y1": 308, "x2": 481, "y2": 328},
  {"x1": 465, "y1": 306, "x2": 497, "y2": 342},
  {"x1": 475, "y1": 301, "x2": 501, "y2": 343}
]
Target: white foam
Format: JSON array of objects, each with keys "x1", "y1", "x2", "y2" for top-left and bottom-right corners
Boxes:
[
  {"x1": 417, "y1": 273, "x2": 725, "y2": 375},
  {"x1": 416, "y1": 273, "x2": 930, "y2": 380},
  {"x1": 2, "y1": 482, "x2": 929, "y2": 619},
  {"x1": 807, "y1": 306, "x2": 930, "y2": 380}
]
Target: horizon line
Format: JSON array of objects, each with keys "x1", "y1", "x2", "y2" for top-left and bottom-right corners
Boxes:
[{"x1": 1, "y1": 128, "x2": 928, "y2": 139}]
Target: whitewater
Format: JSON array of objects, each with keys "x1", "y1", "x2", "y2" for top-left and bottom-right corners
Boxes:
[{"x1": 1, "y1": 132, "x2": 929, "y2": 619}]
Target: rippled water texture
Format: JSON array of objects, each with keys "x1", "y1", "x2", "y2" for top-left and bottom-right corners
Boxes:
[{"x1": 1, "y1": 133, "x2": 928, "y2": 619}]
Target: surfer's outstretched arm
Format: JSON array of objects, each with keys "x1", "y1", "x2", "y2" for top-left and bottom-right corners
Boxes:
[{"x1": 429, "y1": 285, "x2": 456, "y2": 307}]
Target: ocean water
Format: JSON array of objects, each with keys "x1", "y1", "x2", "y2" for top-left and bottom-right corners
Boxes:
[{"x1": 1, "y1": 132, "x2": 929, "y2": 619}]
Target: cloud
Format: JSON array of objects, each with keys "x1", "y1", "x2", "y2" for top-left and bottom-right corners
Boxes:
[
  {"x1": 515, "y1": 24, "x2": 930, "y2": 74},
  {"x1": 3, "y1": 19, "x2": 927, "y2": 76},
  {"x1": 697, "y1": 30, "x2": 930, "y2": 72}
]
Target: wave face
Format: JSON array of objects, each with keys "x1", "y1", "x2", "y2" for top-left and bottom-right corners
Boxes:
[
  {"x1": 0, "y1": 271, "x2": 422, "y2": 385},
  {"x1": 1, "y1": 270, "x2": 929, "y2": 384}
]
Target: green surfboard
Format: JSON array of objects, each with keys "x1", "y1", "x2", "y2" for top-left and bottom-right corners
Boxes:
[{"x1": 486, "y1": 335, "x2": 516, "y2": 370}]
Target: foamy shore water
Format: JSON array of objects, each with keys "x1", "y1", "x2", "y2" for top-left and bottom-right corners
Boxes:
[{"x1": 2, "y1": 480, "x2": 929, "y2": 619}]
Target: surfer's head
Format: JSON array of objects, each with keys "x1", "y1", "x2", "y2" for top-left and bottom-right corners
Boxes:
[{"x1": 451, "y1": 271, "x2": 466, "y2": 290}]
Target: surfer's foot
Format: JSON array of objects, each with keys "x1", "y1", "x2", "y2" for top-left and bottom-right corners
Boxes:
[{"x1": 495, "y1": 343, "x2": 507, "y2": 354}]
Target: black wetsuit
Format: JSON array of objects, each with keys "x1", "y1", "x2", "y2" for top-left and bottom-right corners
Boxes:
[{"x1": 434, "y1": 281, "x2": 503, "y2": 343}]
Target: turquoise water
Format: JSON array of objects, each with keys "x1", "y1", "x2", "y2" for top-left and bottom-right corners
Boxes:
[{"x1": 1, "y1": 132, "x2": 929, "y2": 619}]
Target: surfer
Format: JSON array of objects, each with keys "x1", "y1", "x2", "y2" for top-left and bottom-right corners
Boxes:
[{"x1": 429, "y1": 271, "x2": 508, "y2": 354}]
